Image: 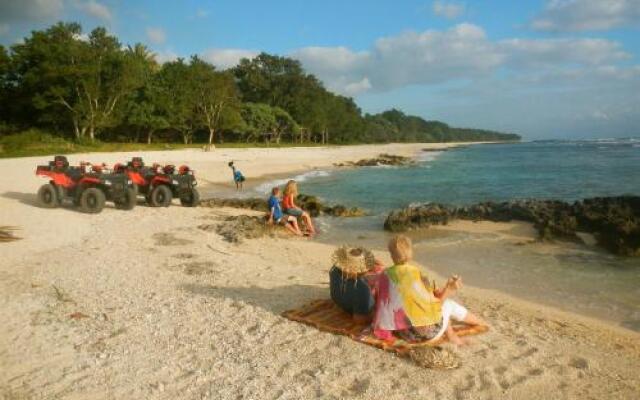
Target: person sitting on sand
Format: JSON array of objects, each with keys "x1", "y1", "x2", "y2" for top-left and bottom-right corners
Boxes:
[
  {"x1": 373, "y1": 235, "x2": 485, "y2": 346},
  {"x1": 228, "y1": 161, "x2": 245, "y2": 191},
  {"x1": 329, "y1": 246, "x2": 383, "y2": 323},
  {"x1": 282, "y1": 180, "x2": 316, "y2": 235},
  {"x1": 268, "y1": 187, "x2": 303, "y2": 236}
]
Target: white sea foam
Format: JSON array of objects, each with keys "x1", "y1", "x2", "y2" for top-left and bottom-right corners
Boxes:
[
  {"x1": 415, "y1": 150, "x2": 444, "y2": 163},
  {"x1": 254, "y1": 169, "x2": 331, "y2": 194}
]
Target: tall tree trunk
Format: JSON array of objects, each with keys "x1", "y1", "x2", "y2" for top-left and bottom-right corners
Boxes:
[
  {"x1": 207, "y1": 127, "x2": 216, "y2": 151},
  {"x1": 147, "y1": 129, "x2": 154, "y2": 144},
  {"x1": 73, "y1": 119, "x2": 80, "y2": 140}
]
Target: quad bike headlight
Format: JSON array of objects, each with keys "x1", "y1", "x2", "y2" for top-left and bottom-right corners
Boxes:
[
  {"x1": 127, "y1": 180, "x2": 132, "y2": 185},
  {"x1": 104, "y1": 180, "x2": 112, "y2": 186},
  {"x1": 172, "y1": 180, "x2": 179, "y2": 185}
]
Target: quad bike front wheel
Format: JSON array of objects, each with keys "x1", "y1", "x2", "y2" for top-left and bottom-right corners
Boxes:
[
  {"x1": 180, "y1": 188, "x2": 200, "y2": 207},
  {"x1": 79, "y1": 187, "x2": 106, "y2": 213},
  {"x1": 149, "y1": 185, "x2": 172, "y2": 207},
  {"x1": 115, "y1": 187, "x2": 137, "y2": 210},
  {"x1": 37, "y1": 183, "x2": 61, "y2": 208}
]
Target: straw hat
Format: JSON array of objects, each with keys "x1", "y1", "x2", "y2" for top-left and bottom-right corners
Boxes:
[{"x1": 331, "y1": 246, "x2": 376, "y2": 276}]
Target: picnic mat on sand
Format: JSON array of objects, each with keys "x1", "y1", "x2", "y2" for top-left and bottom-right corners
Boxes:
[{"x1": 282, "y1": 299, "x2": 489, "y2": 355}]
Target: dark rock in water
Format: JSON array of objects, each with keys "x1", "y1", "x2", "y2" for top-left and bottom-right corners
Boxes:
[
  {"x1": 296, "y1": 194, "x2": 323, "y2": 217},
  {"x1": 334, "y1": 153, "x2": 414, "y2": 167},
  {"x1": 384, "y1": 196, "x2": 640, "y2": 257},
  {"x1": 296, "y1": 194, "x2": 367, "y2": 217},
  {"x1": 200, "y1": 194, "x2": 366, "y2": 218},
  {"x1": 422, "y1": 148, "x2": 448, "y2": 152},
  {"x1": 325, "y1": 204, "x2": 367, "y2": 218}
]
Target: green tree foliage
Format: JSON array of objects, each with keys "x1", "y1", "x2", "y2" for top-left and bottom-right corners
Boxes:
[
  {"x1": 363, "y1": 109, "x2": 520, "y2": 143},
  {"x1": 233, "y1": 53, "x2": 366, "y2": 143},
  {"x1": 271, "y1": 106, "x2": 300, "y2": 144},
  {"x1": 239, "y1": 102, "x2": 276, "y2": 142},
  {"x1": 9, "y1": 23, "x2": 148, "y2": 140},
  {"x1": 190, "y1": 56, "x2": 241, "y2": 149},
  {"x1": 238, "y1": 103, "x2": 300, "y2": 144},
  {"x1": 154, "y1": 59, "x2": 196, "y2": 144},
  {"x1": 0, "y1": 45, "x2": 10, "y2": 130},
  {"x1": 117, "y1": 44, "x2": 165, "y2": 143},
  {"x1": 0, "y1": 22, "x2": 520, "y2": 148}
]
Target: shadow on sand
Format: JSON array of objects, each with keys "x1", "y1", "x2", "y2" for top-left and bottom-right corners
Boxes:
[
  {"x1": 2, "y1": 191, "x2": 41, "y2": 207},
  {"x1": 2, "y1": 191, "x2": 144, "y2": 211},
  {"x1": 179, "y1": 283, "x2": 328, "y2": 315}
]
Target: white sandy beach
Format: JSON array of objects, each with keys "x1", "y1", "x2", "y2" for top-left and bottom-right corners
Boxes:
[{"x1": 1, "y1": 143, "x2": 639, "y2": 399}]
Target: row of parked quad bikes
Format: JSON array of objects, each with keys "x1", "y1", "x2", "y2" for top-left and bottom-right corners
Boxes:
[{"x1": 36, "y1": 156, "x2": 200, "y2": 213}]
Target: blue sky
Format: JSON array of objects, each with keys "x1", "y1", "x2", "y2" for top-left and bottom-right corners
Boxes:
[{"x1": 1, "y1": 0, "x2": 639, "y2": 139}]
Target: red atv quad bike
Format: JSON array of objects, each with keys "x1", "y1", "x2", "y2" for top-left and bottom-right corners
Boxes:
[
  {"x1": 114, "y1": 157, "x2": 199, "y2": 207},
  {"x1": 35, "y1": 156, "x2": 137, "y2": 213}
]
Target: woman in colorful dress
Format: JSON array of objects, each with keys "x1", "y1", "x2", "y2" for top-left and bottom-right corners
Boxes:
[{"x1": 373, "y1": 235, "x2": 485, "y2": 345}]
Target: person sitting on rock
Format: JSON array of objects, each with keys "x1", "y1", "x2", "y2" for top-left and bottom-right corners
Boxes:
[
  {"x1": 373, "y1": 235, "x2": 485, "y2": 346},
  {"x1": 282, "y1": 180, "x2": 316, "y2": 236},
  {"x1": 329, "y1": 246, "x2": 383, "y2": 323},
  {"x1": 228, "y1": 161, "x2": 245, "y2": 191},
  {"x1": 268, "y1": 187, "x2": 303, "y2": 236}
]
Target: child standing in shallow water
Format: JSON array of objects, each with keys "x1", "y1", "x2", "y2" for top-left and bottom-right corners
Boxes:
[
  {"x1": 228, "y1": 161, "x2": 245, "y2": 191},
  {"x1": 373, "y1": 235, "x2": 485, "y2": 345}
]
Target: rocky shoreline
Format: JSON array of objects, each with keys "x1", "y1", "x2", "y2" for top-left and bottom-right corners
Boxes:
[
  {"x1": 384, "y1": 196, "x2": 640, "y2": 257},
  {"x1": 333, "y1": 153, "x2": 414, "y2": 167},
  {"x1": 200, "y1": 194, "x2": 366, "y2": 218}
]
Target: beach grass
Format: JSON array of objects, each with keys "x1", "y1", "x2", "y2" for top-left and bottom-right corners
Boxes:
[{"x1": 0, "y1": 130, "x2": 329, "y2": 158}]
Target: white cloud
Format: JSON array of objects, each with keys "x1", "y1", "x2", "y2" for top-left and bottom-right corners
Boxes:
[
  {"x1": 146, "y1": 27, "x2": 166, "y2": 45},
  {"x1": 498, "y1": 38, "x2": 630, "y2": 67},
  {"x1": 200, "y1": 49, "x2": 259, "y2": 69},
  {"x1": 371, "y1": 24, "x2": 502, "y2": 89},
  {"x1": 531, "y1": 0, "x2": 640, "y2": 31},
  {"x1": 432, "y1": 1, "x2": 465, "y2": 19},
  {"x1": 294, "y1": 24, "x2": 502, "y2": 93},
  {"x1": 291, "y1": 46, "x2": 370, "y2": 94},
  {"x1": 75, "y1": 0, "x2": 112, "y2": 22},
  {"x1": 73, "y1": 32, "x2": 90, "y2": 42},
  {"x1": 154, "y1": 50, "x2": 179, "y2": 64},
  {"x1": 344, "y1": 78, "x2": 372, "y2": 95},
  {"x1": 290, "y1": 24, "x2": 632, "y2": 95},
  {"x1": 0, "y1": 0, "x2": 63, "y2": 22}
]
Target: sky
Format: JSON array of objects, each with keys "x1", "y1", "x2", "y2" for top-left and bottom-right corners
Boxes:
[{"x1": 1, "y1": 0, "x2": 639, "y2": 139}]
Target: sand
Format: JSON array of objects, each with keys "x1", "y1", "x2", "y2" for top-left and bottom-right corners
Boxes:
[{"x1": 1, "y1": 143, "x2": 639, "y2": 399}]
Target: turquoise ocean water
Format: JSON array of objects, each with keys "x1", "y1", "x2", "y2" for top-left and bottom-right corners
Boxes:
[
  {"x1": 263, "y1": 139, "x2": 640, "y2": 330},
  {"x1": 302, "y1": 139, "x2": 640, "y2": 213}
]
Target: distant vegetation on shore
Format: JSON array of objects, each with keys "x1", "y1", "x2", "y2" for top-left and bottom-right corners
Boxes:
[{"x1": 0, "y1": 22, "x2": 519, "y2": 157}]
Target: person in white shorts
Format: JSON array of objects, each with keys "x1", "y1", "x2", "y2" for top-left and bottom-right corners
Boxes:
[{"x1": 372, "y1": 235, "x2": 487, "y2": 346}]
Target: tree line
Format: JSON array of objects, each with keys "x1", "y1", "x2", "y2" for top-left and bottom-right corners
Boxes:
[{"x1": 0, "y1": 22, "x2": 520, "y2": 147}]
